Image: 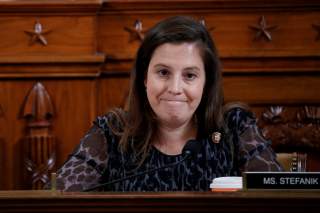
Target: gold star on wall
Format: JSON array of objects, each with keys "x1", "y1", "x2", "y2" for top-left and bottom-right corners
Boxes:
[
  {"x1": 312, "y1": 23, "x2": 320, "y2": 41},
  {"x1": 24, "y1": 21, "x2": 51, "y2": 46},
  {"x1": 249, "y1": 16, "x2": 278, "y2": 41},
  {"x1": 124, "y1": 20, "x2": 145, "y2": 42}
]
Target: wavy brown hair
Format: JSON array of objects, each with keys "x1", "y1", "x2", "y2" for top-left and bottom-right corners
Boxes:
[{"x1": 108, "y1": 16, "x2": 224, "y2": 165}]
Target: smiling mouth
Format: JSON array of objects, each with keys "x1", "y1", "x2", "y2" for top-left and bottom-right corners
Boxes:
[{"x1": 161, "y1": 99, "x2": 187, "y2": 102}]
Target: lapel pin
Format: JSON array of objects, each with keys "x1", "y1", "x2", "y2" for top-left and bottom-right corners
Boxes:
[{"x1": 212, "y1": 132, "x2": 221, "y2": 144}]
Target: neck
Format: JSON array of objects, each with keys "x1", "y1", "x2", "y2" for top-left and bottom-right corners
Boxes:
[{"x1": 153, "y1": 119, "x2": 197, "y2": 155}]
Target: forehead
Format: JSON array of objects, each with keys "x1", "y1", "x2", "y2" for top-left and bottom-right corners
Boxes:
[{"x1": 149, "y1": 42, "x2": 204, "y2": 66}]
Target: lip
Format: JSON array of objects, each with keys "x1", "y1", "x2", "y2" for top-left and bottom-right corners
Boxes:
[{"x1": 160, "y1": 98, "x2": 187, "y2": 102}]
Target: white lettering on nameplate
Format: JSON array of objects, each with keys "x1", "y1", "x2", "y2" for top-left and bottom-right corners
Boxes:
[
  {"x1": 279, "y1": 177, "x2": 319, "y2": 185},
  {"x1": 263, "y1": 177, "x2": 277, "y2": 184}
]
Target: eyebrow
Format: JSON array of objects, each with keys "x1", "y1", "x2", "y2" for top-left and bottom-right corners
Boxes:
[
  {"x1": 184, "y1": 67, "x2": 201, "y2": 72},
  {"x1": 153, "y1": 63, "x2": 201, "y2": 71},
  {"x1": 153, "y1": 64, "x2": 171, "y2": 69}
]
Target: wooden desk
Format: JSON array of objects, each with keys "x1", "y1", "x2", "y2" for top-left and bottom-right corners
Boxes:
[{"x1": 0, "y1": 190, "x2": 319, "y2": 213}]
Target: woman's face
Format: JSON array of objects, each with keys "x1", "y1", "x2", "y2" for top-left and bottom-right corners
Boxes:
[{"x1": 145, "y1": 42, "x2": 206, "y2": 129}]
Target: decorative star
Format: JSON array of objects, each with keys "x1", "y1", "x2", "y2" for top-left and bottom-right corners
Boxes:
[
  {"x1": 199, "y1": 19, "x2": 215, "y2": 32},
  {"x1": 24, "y1": 21, "x2": 51, "y2": 46},
  {"x1": 249, "y1": 16, "x2": 278, "y2": 41},
  {"x1": 312, "y1": 23, "x2": 320, "y2": 41},
  {"x1": 124, "y1": 20, "x2": 145, "y2": 42}
]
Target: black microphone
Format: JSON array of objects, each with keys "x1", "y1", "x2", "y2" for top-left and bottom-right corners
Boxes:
[{"x1": 83, "y1": 139, "x2": 201, "y2": 192}]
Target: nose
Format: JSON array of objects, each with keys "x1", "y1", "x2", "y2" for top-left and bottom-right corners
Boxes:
[{"x1": 168, "y1": 75, "x2": 182, "y2": 95}]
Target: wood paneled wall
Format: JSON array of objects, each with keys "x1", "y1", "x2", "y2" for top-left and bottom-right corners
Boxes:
[{"x1": 0, "y1": 0, "x2": 319, "y2": 189}]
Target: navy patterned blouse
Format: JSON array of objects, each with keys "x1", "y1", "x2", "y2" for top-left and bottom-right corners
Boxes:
[{"x1": 55, "y1": 107, "x2": 283, "y2": 191}]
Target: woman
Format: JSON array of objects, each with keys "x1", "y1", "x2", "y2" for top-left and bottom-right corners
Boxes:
[{"x1": 54, "y1": 16, "x2": 282, "y2": 191}]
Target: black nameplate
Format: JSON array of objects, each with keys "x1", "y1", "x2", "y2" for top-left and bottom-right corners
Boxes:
[{"x1": 243, "y1": 172, "x2": 320, "y2": 189}]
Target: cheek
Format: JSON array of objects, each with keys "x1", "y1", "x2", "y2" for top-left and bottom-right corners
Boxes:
[
  {"x1": 193, "y1": 88, "x2": 204, "y2": 104},
  {"x1": 146, "y1": 74, "x2": 165, "y2": 92},
  {"x1": 189, "y1": 81, "x2": 205, "y2": 103},
  {"x1": 189, "y1": 89, "x2": 204, "y2": 111},
  {"x1": 146, "y1": 78, "x2": 163, "y2": 102}
]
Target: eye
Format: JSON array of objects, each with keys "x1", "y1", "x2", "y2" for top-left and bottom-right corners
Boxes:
[
  {"x1": 184, "y1": 72, "x2": 197, "y2": 81},
  {"x1": 158, "y1": 69, "x2": 169, "y2": 77}
]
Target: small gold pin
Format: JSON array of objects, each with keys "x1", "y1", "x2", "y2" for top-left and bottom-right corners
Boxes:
[{"x1": 212, "y1": 132, "x2": 221, "y2": 144}]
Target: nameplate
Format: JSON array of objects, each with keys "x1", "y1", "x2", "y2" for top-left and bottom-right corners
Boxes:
[{"x1": 243, "y1": 172, "x2": 320, "y2": 189}]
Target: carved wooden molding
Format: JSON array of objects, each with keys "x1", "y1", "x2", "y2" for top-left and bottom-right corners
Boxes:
[
  {"x1": 124, "y1": 20, "x2": 146, "y2": 43},
  {"x1": 22, "y1": 82, "x2": 54, "y2": 126},
  {"x1": 24, "y1": 20, "x2": 51, "y2": 46},
  {"x1": 0, "y1": 54, "x2": 105, "y2": 78},
  {"x1": 123, "y1": 18, "x2": 216, "y2": 43},
  {"x1": 258, "y1": 106, "x2": 320, "y2": 153},
  {"x1": 22, "y1": 82, "x2": 56, "y2": 189},
  {"x1": 0, "y1": 0, "x2": 102, "y2": 13},
  {"x1": 249, "y1": 16, "x2": 278, "y2": 41},
  {"x1": 101, "y1": 0, "x2": 320, "y2": 11},
  {"x1": 0, "y1": 54, "x2": 105, "y2": 64}
]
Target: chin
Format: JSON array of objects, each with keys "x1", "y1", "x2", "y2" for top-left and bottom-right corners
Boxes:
[{"x1": 161, "y1": 114, "x2": 192, "y2": 127}]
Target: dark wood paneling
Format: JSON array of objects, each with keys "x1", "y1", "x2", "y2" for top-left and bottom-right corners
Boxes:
[
  {"x1": 0, "y1": 0, "x2": 320, "y2": 189},
  {"x1": 0, "y1": 80, "x2": 97, "y2": 189},
  {"x1": 97, "y1": 77, "x2": 130, "y2": 115},
  {"x1": 223, "y1": 75, "x2": 320, "y2": 104},
  {"x1": 0, "y1": 16, "x2": 97, "y2": 56}
]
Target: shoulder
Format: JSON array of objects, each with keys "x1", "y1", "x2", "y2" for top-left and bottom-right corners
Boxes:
[
  {"x1": 92, "y1": 108, "x2": 129, "y2": 152},
  {"x1": 222, "y1": 105, "x2": 283, "y2": 172},
  {"x1": 94, "y1": 108, "x2": 127, "y2": 134},
  {"x1": 223, "y1": 104, "x2": 256, "y2": 134}
]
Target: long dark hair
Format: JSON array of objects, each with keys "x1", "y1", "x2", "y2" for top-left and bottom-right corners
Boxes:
[{"x1": 108, "y1": 16, "x2": 224, "y2": 164}]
